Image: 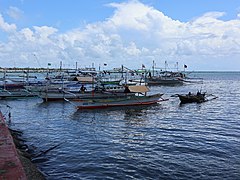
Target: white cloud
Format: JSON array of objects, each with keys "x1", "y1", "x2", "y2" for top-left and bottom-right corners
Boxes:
[
  {"x1": 0, "y1": 0, "x2": 240, "y2": 70},
  {"x1": 19, "y1": 28, "x2": 34, "y2": 41},
  {"x1": 7, "y1": 6, "x2": 24, "y2": 20},
  {"x1": 108, "y1": 0, "x2": 153, "y2": 31},
  {"x1": 0, "y1": 14, "x2": 17, "y2": 32},
  {"x1": 32, "y1": 26, "x2": 58, "y2": 44}
]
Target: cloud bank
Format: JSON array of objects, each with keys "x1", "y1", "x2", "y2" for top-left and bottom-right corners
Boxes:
[{"x1": 0, "y1": 0, "x2": 240, "y2": 70}]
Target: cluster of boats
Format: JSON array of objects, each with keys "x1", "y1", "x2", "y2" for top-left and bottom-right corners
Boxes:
[{"x1": 0, "y1": 67, "x2": 210, "y2": 109}]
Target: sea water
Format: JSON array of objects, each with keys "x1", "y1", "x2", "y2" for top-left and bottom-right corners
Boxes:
[{"x1": 1, "y1": 72, "x2": 240, "y2": 179}]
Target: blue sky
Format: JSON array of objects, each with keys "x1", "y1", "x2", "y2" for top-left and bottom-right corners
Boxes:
[
  {"x1": 1, "y1": 0, "x2": 239, "y2": 30},
  {"x1": 0, "y1": 0, "x2": 240, "y2": 70}
]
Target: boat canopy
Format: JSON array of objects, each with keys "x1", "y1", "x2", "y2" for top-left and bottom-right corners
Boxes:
[
  {"x1": 74, "y1": 76, "x2": 94, "y2": 83},
  {"x1": 128, "y1": 85, "x2": 149, "y2": 93}
]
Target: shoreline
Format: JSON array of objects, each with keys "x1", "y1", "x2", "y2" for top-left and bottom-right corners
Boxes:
[
  {"x1": 9, "y1": 127, "x2": 46, "y2": 180},
  {"x1": 0, "y1": 112, "x2": 45, "y2": 180}
]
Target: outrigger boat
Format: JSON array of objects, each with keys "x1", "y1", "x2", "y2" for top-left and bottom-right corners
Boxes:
[
  {"x1": 67, "y1": 85, "x2": 167, "y2": 109},
  {"x1": 147, "y1": 76, "x2": 184, "y2": 86},
  {"x1": 176, "y1": 91, "x2": 217, "y2": 104},
  {"x1": 38, "y1": 88, "x2": 136, "y2": 101},
  {"x1": 177, "y1": 92, "x2": 205, "y2": 103}
]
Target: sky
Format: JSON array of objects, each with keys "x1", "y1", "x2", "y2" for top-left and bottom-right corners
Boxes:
[{"x1": 0, "y1": 0, "x2": 240, "y2": 71}]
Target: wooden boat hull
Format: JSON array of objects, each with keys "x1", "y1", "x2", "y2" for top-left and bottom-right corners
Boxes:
[{"x1": 72, "y1": 93, "x2": 164, "y2": 109}]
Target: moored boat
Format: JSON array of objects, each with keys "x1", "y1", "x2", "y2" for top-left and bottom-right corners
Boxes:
[
  {"x1": 147, "y1": 76, "x2": 184, "y2": 86},
  {"x1": 67, "y1": 85, "x2": 167, "y2": 109},
  {"x1": 71, "y1": 93, "x2": 165, "y2": 109},
  {"x1": 177, "y1": 92, "x2": 206, "y2": 103},
  {"x1": 38, "y1": 89, "x2": 136, "y2": 101}
]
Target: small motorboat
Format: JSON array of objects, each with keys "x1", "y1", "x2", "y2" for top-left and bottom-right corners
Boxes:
[{"x1": 177, "y1": 91, "x2": 206, "y2": 104}]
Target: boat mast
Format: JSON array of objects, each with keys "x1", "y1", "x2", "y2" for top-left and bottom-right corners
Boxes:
[
  {"x1": 121, "y1": 65, "x2": 124, "y2": 79},
  {"x1": 3, "y1": 68, "x2": 6, "y2": 90},
  {"x1": 60, "y1": 61, "x2": 62, "y2": 71},
  {"x1": 165, "y1": 61, "x2": 167, "y2": 72},
  {"x1": 152, "y1": 60, "x2": 155, "y2": 77},
  {"x1": 75, "y1": 61, "x2": 78, "y2": 71},
  {"x1": 26, "y1": 68, "x2": 29, "y2": 85}
]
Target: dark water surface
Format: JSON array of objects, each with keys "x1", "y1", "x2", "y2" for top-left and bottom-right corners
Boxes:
[{"x1": 1, "y1": 72, "x2": 240, "y2": 179}]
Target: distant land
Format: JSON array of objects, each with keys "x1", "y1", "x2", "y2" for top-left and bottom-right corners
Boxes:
[{"x1": 0, "y1": 67, "x2": 239, "y2": 74}]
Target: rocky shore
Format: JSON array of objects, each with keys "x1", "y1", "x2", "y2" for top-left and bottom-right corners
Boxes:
[{"x1": 9, "y1": 128, "x2": 46, "y2": 180}]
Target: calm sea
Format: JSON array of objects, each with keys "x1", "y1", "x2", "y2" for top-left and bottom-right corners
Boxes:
[{"x1": 1, "y1": 72, "x2": 240, "y2": 180}]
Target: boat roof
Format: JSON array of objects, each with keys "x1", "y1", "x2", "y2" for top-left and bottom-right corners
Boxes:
[
  {"x1": 74, "y1": 76, "x2": 94, "y2": 82},
  {"x1": 128, "y1": 85, "x2": 149, "y2": 93}
]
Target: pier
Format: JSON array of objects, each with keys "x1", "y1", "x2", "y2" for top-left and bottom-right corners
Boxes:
[{"x1": 0, "y1": 111, "x2": 27, "y2": 180}]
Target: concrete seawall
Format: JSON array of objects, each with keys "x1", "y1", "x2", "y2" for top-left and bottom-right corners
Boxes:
[{"x1": 0, "y1": 111, "x2": 27, "y2": 179}]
